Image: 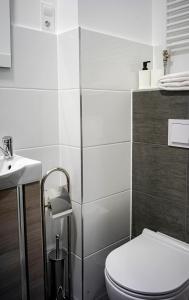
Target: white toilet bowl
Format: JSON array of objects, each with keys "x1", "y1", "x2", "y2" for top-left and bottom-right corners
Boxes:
[{"x1": 105, "y1": 229, "x2": 189, "y2": 300}]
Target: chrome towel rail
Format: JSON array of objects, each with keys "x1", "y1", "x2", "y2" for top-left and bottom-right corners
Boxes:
[{"x1": 166, "y1": 0, "x2": 189, "y2": 53}]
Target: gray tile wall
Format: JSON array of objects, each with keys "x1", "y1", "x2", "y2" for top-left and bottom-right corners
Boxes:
[{"x1": 132, "y1": 90, "x2": 189, "y2": 242}]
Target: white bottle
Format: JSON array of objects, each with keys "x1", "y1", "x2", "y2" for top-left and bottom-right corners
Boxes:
[{"x1": 139, "y1": 61, "x2": 151, "y2": 89}]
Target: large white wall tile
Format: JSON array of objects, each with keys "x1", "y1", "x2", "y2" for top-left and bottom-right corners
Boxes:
[
  {"x1": 71, "y1": 201, "x2": 82, "y2": 257},
  {"x1": 83, "y1": 191, "x2": 130, "y2": 257},
  {"x1": 78, "y1": 0, "x2": 152, "y2": 44},
  {"x1": 11, "y1": 0, "x2": 58, "y2": 30},
  {"x1": 58, "y1": 28, "x2": 80, "y2": 89},
  {"x1": 59, "y1": 145, "x2": 81, "y2": 203},
  {"x1": 80, "y1": 28, "x2": 153, "y2": 90},
  {"x1": 84, "y1": 237, "x2": 129, "y2": 300},
  {"x1": 82, "y1": 89, "x2": 131, "y2": 146},
  {"x1": 57, "y1": 0, "x2": 78, "y2": 33},
  {"x1": 72, "y1": 254, "x2": 82, "y2": 300},
  {"x1": 0, "y1": 88, "x2": 59, "y2": 149},
  {"x1": 15, "y1": 145, "x2": 60, "y2": 186},
  {"x1": 0, "y1": 25, "x2": 58, "y2": 89},
  {"x1": 83, "y1": 142, "x2": 131, "y2": 202},
  {"x1": 59, "y1": 90, "x2": 81, "y2": 147}
]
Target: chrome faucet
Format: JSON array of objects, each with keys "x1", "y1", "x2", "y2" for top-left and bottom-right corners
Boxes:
[{"x1": 0, "y1": 136, "x2": 13, "y2": 159}]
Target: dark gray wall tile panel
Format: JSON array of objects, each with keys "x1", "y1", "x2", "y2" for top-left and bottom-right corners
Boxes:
[{"x1": 132, "y1": 90, "x2": 189, "y2": 242}]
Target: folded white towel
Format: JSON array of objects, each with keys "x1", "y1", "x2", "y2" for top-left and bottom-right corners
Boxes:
[
  {"x1": 161, "y1": 71, "x2": 189, "y2": 80},
  {"x1": 159, "y1": 71, "x2": 189, "y2": 90},
  {"x1": 160, "y1": 77, "x2": 189, "y2": 84},
  {"x1": 159, "y1": 85, "x2": 189, "y2": 91},
  {"x1": 160, "y1": 81, "x2": 189, "y2": 87}
]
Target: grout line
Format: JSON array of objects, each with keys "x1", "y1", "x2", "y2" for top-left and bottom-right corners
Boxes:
[
  {"x1": 130, "y1": 91, "x2": 133, "y2": 239},
  {"x1": 59, "y1": 144, "x2": 81, "y2": 149},
  {"x1": 79, "y1": 26, "x2": 152, "y2": 47},
  {"x1": 0, "y1": 86, "x2": 132, "y2": 92},
  {"x1": 132, "y1": 189, "x2": 186, "y2": 204},
  {"x1": 184, "y1": 152, "x2": 189, "y2": 241},
  {"x1": 0, "y1": 87, "x2": 59, "y2": 92},
  {"x1": 15, "y1": 144, "x2": 82, "y2": 151},
  {"x1": 57, "y1": 90, "x2": 61, "y2": 146},
  {"x1": 83, "y1": 140, "x2": 131, "y2": 149},
  {"x1": 12, "y1": 23, "x2": 58, "y2": 35},
  {"x1": 78, "y1": 26, "x2": 85, "y2": 300},
  {"x1": 58, "y1": 88, "x2": 80, "y2": 91},
  {"x1": 132, "y1": 88, "x2": 160, "y2": 92},
  {"x1": 80, "y1": 88, "x2": 132, "y2": 92},
  {"x1": 10, "y1": 23, "x2": 153, "y2": 47},
  {"x1": 84, "y1": 236, "x2": 130, "y2": 259},
  {"x1": 71, "y1": 199, "x2": 82, "y2": 206},
  {"x1": 71, "y1": 252, "x2": 82, "y2": 261},
  {"x1": 82, "y1": 189, "x2": 131, "y2": 205},
  {"x1": 133, "y1": 141, "x2": 172, "y2": 147},
  {"x1": 58, "y1": 26, "x2": 80, "y2": 35},
  {"x1": 15, "y1": 144, "x2": 60, "y2": 151}
]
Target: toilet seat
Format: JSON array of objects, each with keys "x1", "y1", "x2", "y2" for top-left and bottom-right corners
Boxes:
[
  {"x1": 105, "y1": 229, "x2": 189, "y2": 299},
  {"x1": 105, "y1": 268, "x2": 189, "y2": 300}
]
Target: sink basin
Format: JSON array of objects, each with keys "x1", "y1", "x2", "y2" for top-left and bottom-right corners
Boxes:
[{"x1": 0, "y1": 155, "x2": 42, "y2": 190}]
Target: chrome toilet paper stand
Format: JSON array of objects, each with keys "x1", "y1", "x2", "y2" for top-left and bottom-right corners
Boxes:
[{"x1": 41, "y1": 168, "x2": 72, "y2": 300}]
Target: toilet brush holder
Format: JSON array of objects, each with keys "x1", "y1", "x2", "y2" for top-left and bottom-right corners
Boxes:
[{"x1": 49, "y1": 235, "x2": 67, "y2": 300}]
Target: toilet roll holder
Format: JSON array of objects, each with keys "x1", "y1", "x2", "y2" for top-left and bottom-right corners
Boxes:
[{"x1": 41, "y1": 167, "x2": 72, "y2": 300}]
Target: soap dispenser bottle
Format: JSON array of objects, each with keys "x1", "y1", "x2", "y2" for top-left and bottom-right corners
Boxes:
[{"x1": 139, "y1": 61, "x2": 151, "y2": 89}]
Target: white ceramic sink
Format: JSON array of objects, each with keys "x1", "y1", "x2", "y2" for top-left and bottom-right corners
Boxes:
[{"x1": 0, "y1": 155, "x2": 42, "y2": 190}]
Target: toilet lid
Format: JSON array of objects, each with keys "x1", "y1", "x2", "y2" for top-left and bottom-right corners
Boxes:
[{"x1": 105, "y1": 229, "x2": 189, "y2": 296}]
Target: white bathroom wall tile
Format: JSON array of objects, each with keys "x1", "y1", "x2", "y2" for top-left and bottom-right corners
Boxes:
[
  {"x1": 59, "y1": 90, "x2": 81, "y2": 147},
  {"x1": 15, "y1": 145, "x2": 60, "y2": 187},
  {"x1": 57, "y1": 0, "x2": 78, "y2": 33},
  {"x1": 0, "y1": 88, "x2": 59, "y2": 149},
  {"x1": 82, "y1": 89, "x2": 131, "y2": 146},
  {"x1": 83, "y1": 190, "x2": 130, "y2": 257},
  {"x1": 72, "y1": 254, "x2": 82, "y2": 300},
  {"x1": 58, "y1": 28, "x2": 80, "y2": 89},
  {"x1": 80, "y1": 28, "x2": 153, "y2": 90},
  {"x1": 59, "y1": 145, "x2": 81, "y2": 203},
  {"x1": 78, "y1": 0, "x2": 152, "y2": 45},
  {"x1": 11, "y1": 0, "x2": 58, "y2": 30},
  {"x1": 62, "y1": 201, "x2": 82, "y2": 257},
  {"x1": 83, "y1": 142, "x2": 131, "y2": 202},
  {"x1": 0, "y1": 25, "x2": 58, "y2": 89},
  {"x1": 84, "y1": 237, "x2": 130, "y2": 300},
  {"x1": 71, "y1": 201, "x2": 82, "y2": 257},
  {"x1": 11, "y1": 0, "x2": 41, "y2": 29}
]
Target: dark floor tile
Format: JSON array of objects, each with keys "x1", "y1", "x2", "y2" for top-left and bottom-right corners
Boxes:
[
  {"x1": 132, "y1": 190, "x2": 185, "y2": 241},
  {"x1": 133, "y1": 90, "x2": 189, "y2": 144},
  {"x1": 132, "y1": 143, "x2": 187, "y2": 203}
]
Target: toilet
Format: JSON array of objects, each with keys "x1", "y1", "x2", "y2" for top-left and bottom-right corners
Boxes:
[{"x1": 105, "y1": 229, "x2": 189, "y2": 300}]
